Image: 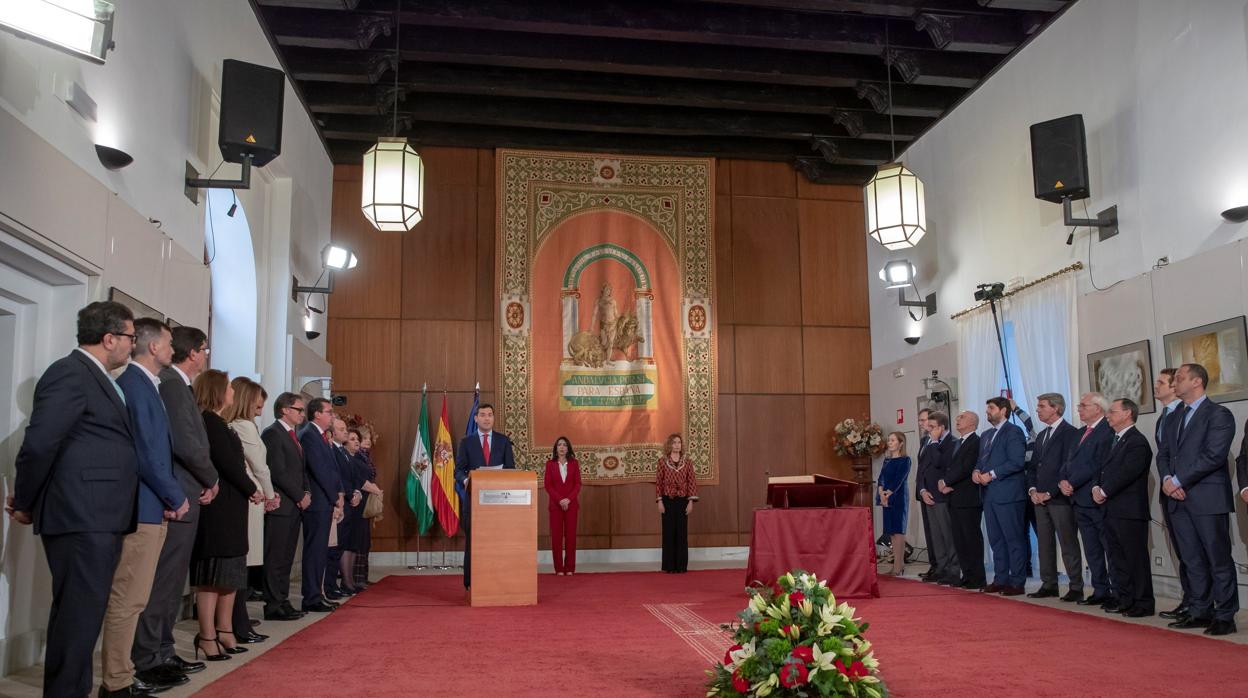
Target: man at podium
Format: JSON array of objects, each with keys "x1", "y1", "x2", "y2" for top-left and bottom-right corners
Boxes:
[{"x1": 455, "y1": 404, "x2": 515, "y2": 592}]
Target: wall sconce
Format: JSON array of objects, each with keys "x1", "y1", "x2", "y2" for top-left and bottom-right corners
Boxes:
[
  {"x1": 94, "y1": 144, "x2": 133, "y2": 171},
  {"x1": 1221, "y1": 206, "x2": 1248, "y2": 223},
  {"x1": 879, "y1": 259, "x2": 936, "y2": 320},
  {"x1": 904, "y1": 336, "x2": 921, "y2": 345}
]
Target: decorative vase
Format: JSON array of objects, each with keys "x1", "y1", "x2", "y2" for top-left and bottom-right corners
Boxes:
[{"x1": 850, "y1": 456, "x2": 873, "y2": 508}]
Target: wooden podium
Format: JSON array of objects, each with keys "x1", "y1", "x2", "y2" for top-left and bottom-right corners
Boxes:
[{"x1": 468, "y1": 469, "x2": 538, "y2": 607}]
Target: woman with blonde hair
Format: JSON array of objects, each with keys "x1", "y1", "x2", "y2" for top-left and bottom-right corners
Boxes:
[
  {"x1": 655, "y1": 433, "x2": 697, "y2": 574},
  {"x1": 191, "y1": 370, "x2": 263, "y2": 661},
  {"x1": 876, "y1": 431, "x2": 911, "y2": 576},
  {"x1": 222, "y1": 377, "x2": 278, "y2": 644}
]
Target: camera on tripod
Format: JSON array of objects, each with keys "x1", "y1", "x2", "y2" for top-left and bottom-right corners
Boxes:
[{"x1": 974, "y1": 282, "x2": 1005, "y2": 302}]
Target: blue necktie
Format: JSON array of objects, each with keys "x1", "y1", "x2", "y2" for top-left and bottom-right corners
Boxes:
[
  {"x1": 1155, "y1": 405, "x2": 1170, "y2": 442},
  {"x1": 977, "y1": 428, "x2": 997, "y2": 467}
]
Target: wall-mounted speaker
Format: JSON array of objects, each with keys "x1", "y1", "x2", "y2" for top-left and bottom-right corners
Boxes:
[
  {"x1": 218, "y1": 59, "x2": 285, "y2": 167},
  {"x1": 1030, "y1": 114, "x2": 1089, "y2": 203}
]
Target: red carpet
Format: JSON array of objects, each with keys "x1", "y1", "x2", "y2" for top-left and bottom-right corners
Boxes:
[{"x1": 195, "y1": 571, "x2": 1248, "y2": 697}]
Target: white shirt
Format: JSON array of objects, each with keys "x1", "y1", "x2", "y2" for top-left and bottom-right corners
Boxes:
[
  {"x1": 132, "y1": 360, "x2": 162, "y2": 390},
  {"x1": 172, "y1": 364, "x2": 192, "y2": 386},
  {"x1": 75, "y1": 347, "x2": 111, "y2": 378},
  {"x1": 558, "y1": 461, "x2": 568, "y2": 482}
]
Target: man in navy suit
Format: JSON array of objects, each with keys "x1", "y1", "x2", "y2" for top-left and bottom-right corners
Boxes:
[
  {"x1": 1157, "y1": 363, "x2": 1238, "y2": 635},
  {"x1": 325, "y1": 416, "x2": 362, "y2": 599},
  {"x1": 1093, "y1": 398, "x2": 1155, "y2": 617},
  {"x1": 299, "y1": 397, "x2": 344, "y2": 612},
  {"x1": 1060, "y1": 392, "x2": 1115, "y2": 606},
  {"x1": 1025, "y1": 393, "x2": 1082, "y2": 601},
  {"x1": 455, "y1": 404, "x2": 515, "y2": 591},
  {"x1": 1153, "y1": 368, "x2": 1192, "y2": 620},
  {"x1": 940, "y1": 411, "x2": 985, "y2": 589},
  {"x1": 916, "y1": 412, "x2": 959, "y2": 585},
  {"x1": 103, "y1": 318, "x2": 190, "y2": 696},
  {"x1": 972, "y1": 397, "x2": 1027, "y2": 595},
  {"x1": 7, "y1": 302, "x2": 140, "y2": 698}
]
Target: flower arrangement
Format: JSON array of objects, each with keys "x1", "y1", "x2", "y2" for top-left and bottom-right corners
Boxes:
[
  {"x1": 831, "y1": 419, "x2": 885, "y2": 460},
  {"x1": 707, "y1": 571, "x2": 886, "y2": 698}
]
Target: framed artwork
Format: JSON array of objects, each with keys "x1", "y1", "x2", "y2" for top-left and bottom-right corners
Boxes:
[
  {"x1": 1087, "y1": 339, "x2": 1154, "y2": 413},
  {"x1": 1164, "y1": 316, "x2": 1248, "y2": 403},
  {"x1": 108, "y1": 287, "x2": 163, "y2": 322}
]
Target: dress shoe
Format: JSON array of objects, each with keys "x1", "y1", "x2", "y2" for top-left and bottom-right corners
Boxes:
[
  {"x1": 135, "y1": 667, "x2": 189, "y2": 687},
  {"x1": 1123, "y1": 608, "x2": 1154, "y2": 618},
  {"x1": 1027, "y1": 587, "x2": 1059, "y2": 599},
  {"x1": 1204, "y1": 620, "x2": 1237, "y2": 636},
  {"x1": 163, "y1": 656, "x2": 205, "y2": 674},
  {"x1": 1168, "y1": 615, "x2": 1211, "y2": 629},
  {"x1": 982, "y1": 583, "x2": 1002, "y2": 593},
  {"x1": 302, "y1": 601, "x2": 337, "y2": 613},
  {"x1": 1158, "y1": 606, "x2": 1188, "y2": 620},
  {"x1": 998, "y1": 586, "x2": 1025, "y2": 597},
  {"x1": 325, "y1": 591, "x2": 346, "y2": 601},
  {"x1": 1077, "y1": 594, "x2": 1109, "y2": 606},
  {"x1": 938, "y1": 577, "x2": 961, "y2": 586},
  {"x1": 132, "y1": 677, "x2": 172, "y2": 694},
  {"x1": 960, "y1": 582, "x2": 985, "y2": 591},
  {"x1": 264, "y1": 608, "x2": 304, "y2": 621},
  {"x1": 1099, "y1": 596, "x2": 1120, "y2": 609},
  {"x1": 98, "y1": 685, "x2": 156, "y2": 697},
  {"x1": 247, "y1": 588, "x2": 265, "y2": 602},
  {"x1": 280, "y1": 602, "x2": 306, "y2": 617},
  {"x1": 1102, "y1": 602, "x2": 1128, "y2": 614},
  {"x1": 235, "y1": 631, "x2": 268, "y2": 644},
  {"x1": 1059, "y1": 590, "x2": 1084, "y2": 603}
]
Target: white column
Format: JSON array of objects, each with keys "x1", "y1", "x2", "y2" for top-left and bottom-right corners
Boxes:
[
  {"x1": 636, "y1": 293, "x2": 653, "y2": 360},
  {"x1": 562, "y1": 291, "x2": 579, "y2": 359}
]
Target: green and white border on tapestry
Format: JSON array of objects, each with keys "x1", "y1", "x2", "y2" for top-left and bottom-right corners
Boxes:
[{"x1": 495, "y1": 149, "x2": 717, "y2": 485}]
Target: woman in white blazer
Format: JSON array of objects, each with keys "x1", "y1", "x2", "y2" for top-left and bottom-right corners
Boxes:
[{"x1": 225, "y1": 377, "x2": 278, "y2": 644}]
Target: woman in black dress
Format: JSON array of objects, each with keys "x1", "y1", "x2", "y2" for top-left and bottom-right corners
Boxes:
[
  {"x1": 339, "y1": 428, "x2": 382, "y2": 592},
  {"x1": 191, "y1": 370, "x2": 262, "y2": 661}
]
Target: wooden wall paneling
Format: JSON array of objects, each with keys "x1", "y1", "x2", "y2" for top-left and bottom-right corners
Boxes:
[
  {"x1": 731, "y1": 196, "x2": 801, "y2": 325},
  {"x1": 716, "y1": 158, "x2": 731, "y2": 196},
  {"x1": 573, "y1": 485, "x2": 612, "y2": 549},
  {"x1": 735, "y1": 395, "x2": 805, "y2": 528},
  {"x1": 715, "y1": 195, "x2": 734, "y2": 326},
  {"x1": 610, "y1": 483, "x2": 663, "y2": 542},
  {"x1": 399, "y1": 320, "x2": 478, "y2": 391},
  {"x1": 475, "y1": 321, "x2": 495, "y2": 395},
  {"x1": 326, "y1": 319, "x2": 401, "y2": 391},
  {"x1": 689, "y1": 393, "x2": 738, "y2": 535},
  {"x1": 729, "y1": 160, "x2": 796, "y2": 198},
  {"x1": 796, "y1": 179, "x2": 863, "y2": 202},
  {"x1": 400, "y1": 185, "x2": 479, "y2": 319},
  {"x1": 803, "y1": 395, "x2": 871, "y2": 480},
  {"x1": 476, "y1": 183, "x2": 496, "y2": 321},
  {"x1": 718, "y1": 325, "x2": 736, "y2": 395},
  {"x1": 734, "y1": 326, "x2": 804, "y2": 394},
  {"x1": 798, "y1": 199, "x2": 869, "y2": 327},
  {"x1": 420, "y1": 146, "x2": 479, "y2": 186},
  {"x1": 329, "y1": 164, "x2": 403, "y2": 319},
  {"x1": 477, "y1": 148, "x2": 495, "y2": 187},
  {"x1": 801, "y1": 327, "x2": 872, "y2": 394}
]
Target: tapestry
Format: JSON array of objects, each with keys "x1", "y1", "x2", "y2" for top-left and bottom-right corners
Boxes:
[{"x1": 496, "y1": 150, "x2": 717, "y2": 484}]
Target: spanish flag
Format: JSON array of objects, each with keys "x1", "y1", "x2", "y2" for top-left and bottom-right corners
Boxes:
[{"x1": 431, "y1": 394, "x2": 460, "y2": 537}]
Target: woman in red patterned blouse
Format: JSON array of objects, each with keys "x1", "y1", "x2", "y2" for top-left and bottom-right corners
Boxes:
[{"x1": 655, "y1": 433, "x2": 697, "y2": 573}]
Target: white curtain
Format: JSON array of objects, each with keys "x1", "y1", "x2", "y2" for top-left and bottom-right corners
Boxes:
[
  {"x1": 1010, "y1": 273, "x2": 1079, "y2": 416},
  {"x1": 956, "y1": 305, "x2": 1005, "y2": 425}
]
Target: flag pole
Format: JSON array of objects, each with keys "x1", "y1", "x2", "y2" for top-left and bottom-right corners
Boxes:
[{"x1": 407, "y1": 382, "x2": 431, "y2": 571}]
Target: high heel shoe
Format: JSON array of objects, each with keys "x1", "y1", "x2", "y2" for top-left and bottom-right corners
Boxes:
[
  {"x1": 193, "y1": 634, "x2": 230, "y2": 662},
  {"x1": 217, "y1": 630, "x2": 249, "y2": 655}
]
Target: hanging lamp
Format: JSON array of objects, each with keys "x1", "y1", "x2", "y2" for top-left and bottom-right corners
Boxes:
[{"x1": 864, "y1": 21, "x2": 926, "y2": 250}]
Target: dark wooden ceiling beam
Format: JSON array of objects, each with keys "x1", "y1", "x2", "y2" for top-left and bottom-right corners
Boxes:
[
  {"x1": 681, "y1": 0, "x2": 1009, "y2": 18},
  {"x1": 257, "y1": 0, "x2": 361, "y2": 9},
  {"x1": 913, "y1": 11, "x2": 1041, "y2": 53},
  {"x1": 978, "y1": 0, "x2": 1067, "y2": 11}
]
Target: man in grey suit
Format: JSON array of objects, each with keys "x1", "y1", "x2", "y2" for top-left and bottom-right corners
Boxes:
[
  {"x1": 261, "y1": 392, "x2": 311, "y2": 620},
  {"x1": 131, "y1": 326, "x2": 218, "y2": 682},
  {"x1": 1158, "y1": 363, "x2": 1238, "y2": 635},
  {"x1": 1025, "y1": 393, "x2": 1083, "y2": 601},
  {"x1": 917, "y1": 412, "x2": 959, "y2": 585}
]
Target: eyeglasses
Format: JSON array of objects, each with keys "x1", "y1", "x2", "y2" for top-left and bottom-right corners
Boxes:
[
  {"x1": 111, "y1": 332, "x2": 137, "y2": 342},
  {"x1": 284, "y1": 406, "x2": 304, "y2": 413}
]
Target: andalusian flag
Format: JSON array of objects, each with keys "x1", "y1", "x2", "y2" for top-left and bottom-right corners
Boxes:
[
  {"x1": 431, "y1": 394, "x2": 461, "y2": 537},
  {"x1": 405, "y1": 385, "x2": 435, "y2": 535}
]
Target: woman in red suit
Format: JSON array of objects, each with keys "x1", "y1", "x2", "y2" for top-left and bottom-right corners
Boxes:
[{"x1": 544, "y1": 437, "x2": 581, "y2": 575}]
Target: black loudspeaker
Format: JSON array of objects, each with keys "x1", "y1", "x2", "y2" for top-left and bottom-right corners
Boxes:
[
  {"x1": 1029, "y1": 114, "x2": 1089, "y2": 203},
  {"x1": 218, "y1": 59, "x2": 285, "y2": 167}
]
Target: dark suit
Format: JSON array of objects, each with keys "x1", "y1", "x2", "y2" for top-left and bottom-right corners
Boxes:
[
  {"x1": 1156, "y1": 397, "x2": 1238, "y2": 622},
  {"x1": 455, "y1": 431, "x2": 516, "y2": 588},
  {"x1": 915, "y1": 433, "x2": 934, "y2": 577},
  {"x1": 116, "y1": 365, "x2": 186, "y2": 522},
  {"x1": 133, "y1": 366, "x2": 219, "y2": 672},
  {"x1": 917, "y1": 434, "x2": 959, "y2": 581},
  {"x1": 1158, "y1": 402, "x2": 1189, "y2": 608},
  {"x1": 1098, "y1": 426, "x2": 1154, "y2": 613},
  {"x1": 1027, "y1": 420, "x2": 1082, "y2": 593},
  {"x1": 943, "y1": 432, "x2": 984, "y2": 586},
  {"x1": 325, "y1": 443, "x2": 359, "y2": 592},
  {"x1": 13, "y1": 350, "x2": 139, "y2": 698},
  {"x1": 977, "y1": 421, "x2": 1027, "y2": 588},
  {"x1": 1066, "y1": 419, "x2": 1115, "y2": 597},
  {"x1": 260, "y1": 421, "x2": 306, "y2": 614},
  {"x1": 299, "y1": 422, "x2": 343, "y2": 607}
]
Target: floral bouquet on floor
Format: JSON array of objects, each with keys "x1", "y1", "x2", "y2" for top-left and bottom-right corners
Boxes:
[
  {"x1": 706, "y1": 571, "x2": 886, "y2": 698},
  {"x1": 831, "y1": 419, "x2": 885, "y2": 460}
]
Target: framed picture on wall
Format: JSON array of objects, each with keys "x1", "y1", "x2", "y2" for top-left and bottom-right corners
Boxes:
[
  {"x1": 1163, "y1": 316, "x2": 1248, "y2": 403},
  {"x1": 1087, "y1": 339, "x2": 1154, "y2": 413},
  {"x1": 108, "y1": 287, "x2": 163, "y2": 322}
]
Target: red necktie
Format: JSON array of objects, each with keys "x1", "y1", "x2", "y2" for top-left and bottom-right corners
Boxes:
[
  {"x1": 1079, "y1": 425, "x2": 1092, "y2": 444},
  {"x1": 323, "y1": 430, "x2": 331, "y2": 445},
  {"x1": 481, "y1": 433, "x2": 491, "y2": 464},
  {"x1": 288, "y1": 428, "x2": 302, "y2": 453}
]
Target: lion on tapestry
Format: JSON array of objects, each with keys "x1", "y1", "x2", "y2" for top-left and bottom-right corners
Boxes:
[{"x1": 568, "y1": 313, "x2": 645, "y2": 368}]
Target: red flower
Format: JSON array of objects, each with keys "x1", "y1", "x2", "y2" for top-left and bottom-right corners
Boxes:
[
  {"x1": 790, "y1": 645, "x2": 814, "y2": 664},
  {"x1": 834, "y1": 659, "x2": 869, "y2": 680},
  {"x1": 752, "y1": 621, "x2": 762, "y2": 634},
  {"x1": 788, "y1": 591, "x2": 806, "y2": 606},
  {"x1": 731, "y1": 668, "x2": 750, "y2": 693},
  {"x1": 779, "y1": 662, "x2": 810, "y2": 688},
  {"x1": 723, "y1": 644, "x2": 742, "y2": 666}
]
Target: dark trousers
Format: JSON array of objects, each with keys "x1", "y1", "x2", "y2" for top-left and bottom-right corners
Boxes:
[
  {"x1": 262, "y1": 512, "x2": 301, "y2": 614},
  {"x1": 984, "y1": 499, "x2": 1027, "y2": 587},
  {"x1": 1168, "y1": 507, "x2": 1240, "y2": 621},
  {"x1": 1034, "y1": 502, "x2": 1083, "y2": 592},
  {"x1": 549, "y1": 504, "x2": 579, "y2": 573},
  {"x1": 919, "y1": 502, "x2": 934, "y2": 570},
  {"x1": 353, "y1": 524, "x2": 371, "y2": 586},
  {"x1": 1104, "y1": 515, "x2": 1154, "y2": 613},
  {"x1": 231, "y1": 586, "x2": 252, "y2": 635},
  {"x1": 132, "y1": 516, "x2": 196, "y2": 672},
  {"x1": 661, "y1": 496, "x2": 689, "y2": 572},
  {"x1": 1161, "y1": 505, "x2": 1192, "y2": 607},
  {"x1": 1074, "y1": 504, "x2": 1113, "y2": 597},
  {"x1": 926, "y1": 502, "x2": 960, "y2": 581},
  {"x1": 950, "y1": 506, "x2": 986, "y2": 586},
  {"x1": 43, "y1": 531, "x2": 124, "y2": 698},
  {"x1": 300, "y1": 507, "x2": 332, "y2": 607}
]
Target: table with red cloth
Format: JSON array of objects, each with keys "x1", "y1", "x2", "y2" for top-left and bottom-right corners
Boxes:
[{"x1": 745, "y1": 507, "x2": 879, "y2": 598}]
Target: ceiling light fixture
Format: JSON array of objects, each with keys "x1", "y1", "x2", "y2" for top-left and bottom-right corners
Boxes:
[{"x1": 864, "y1": 21, "x2": 926, "y2": 251}]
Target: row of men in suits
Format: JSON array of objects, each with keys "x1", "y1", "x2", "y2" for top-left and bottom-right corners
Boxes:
[{"x1": 913, "y1": 366, "x2": 1240, "y2": 636}]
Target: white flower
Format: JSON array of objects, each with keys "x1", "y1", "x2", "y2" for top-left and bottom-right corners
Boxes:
[
  {"x1": 808, "y1": 644, "x2": 839, "y2": 680},
  {"x1": 798, "y1": 598, "x2": 814, "y2": 617},
  {"x1": 750, "y1": 593, "x2": 769, "y2": 614},
  {"x1": 752, "y1": 674, "x2": 779, "y2": 697},
  {"x1": 726, "y1": 639, "x2": 756, "y2": 668}
]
